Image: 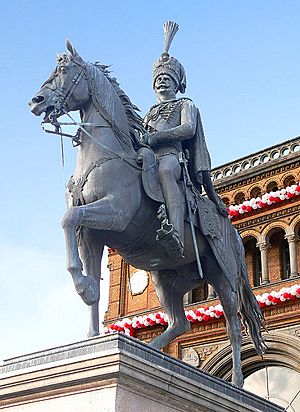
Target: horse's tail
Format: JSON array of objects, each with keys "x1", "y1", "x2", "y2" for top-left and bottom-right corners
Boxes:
[
  {"x1": 237, "y1": 272, "x2": 267, "y2": 355},
  {"x1": 236, "y1": 235, "x2": 268, "y2": 355}
]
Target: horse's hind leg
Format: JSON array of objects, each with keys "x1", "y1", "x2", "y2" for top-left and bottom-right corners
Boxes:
[
  {"x1": 78, "y1": 228, "x2": 103, "y2": 337},
  {"x1": 208, "y1": 265, "x2": 243, "y2": 387},
  {"x1": 149, "y1": 268, "x2": 200, "y2": 350}
]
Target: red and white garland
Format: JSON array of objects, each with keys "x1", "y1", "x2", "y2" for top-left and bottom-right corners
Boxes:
[
  {"x1": 228, "y1": 183, "x2": 300, "y2": 218},
  {"x1": 103, "y1": 284, "x2": 300, "y2": 337}
]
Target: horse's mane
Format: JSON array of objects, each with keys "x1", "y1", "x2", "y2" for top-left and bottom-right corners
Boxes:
[
  {"x1": 53, "y1": 53, "x2": 145, "y2": 149},
  {"x1": 94, "y1": 63, "x2": 145, "y2": 139}
]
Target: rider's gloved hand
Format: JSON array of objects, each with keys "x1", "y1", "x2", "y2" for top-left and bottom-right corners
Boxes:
[
  {"x1": 216, "y1": 200, "x2": 229, "y2": 217},
  {"x1": 144, "y1": 131, "x2": 160, "y2": 146}
]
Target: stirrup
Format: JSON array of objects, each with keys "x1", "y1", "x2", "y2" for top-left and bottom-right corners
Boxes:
[
  {"x1": 170, "y1": 233, "x2": 185, "y2": 259},
  {"x1": 156, "y1": 226, "x2": 185, "y2": 259},
  {"x1": 156, "y1": 222, "x2": 174, "y2": 241},
  {"x1": 156, "y1": 204, "x2": 185, "y2": 258}
]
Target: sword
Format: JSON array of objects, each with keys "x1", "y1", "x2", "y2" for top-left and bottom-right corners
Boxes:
[{"x1": 179, "y1": 151, "x2": 203, "y2": 279}]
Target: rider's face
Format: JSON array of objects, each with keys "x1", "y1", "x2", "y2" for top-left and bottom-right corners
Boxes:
[{"x1": 154, "y1": 74, "x2": 178, "y2": 95}]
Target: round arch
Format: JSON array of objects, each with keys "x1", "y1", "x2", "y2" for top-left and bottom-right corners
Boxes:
[
  {"x1": 233, "y1": 191, "x2": 246, "y2": 205},
  {"x1": 240, "y1": 230, "x2": 260, "y2": 242},
  {"x1": 261, "y1": 221, "x2": 289, "y2": 241},
  {"x1": 290, "y1": 215, "x2": 300, "y2": 234},
  {"x1": 201, "y1": 331, "x2": 300, "y2": 382},
  {"x1": 281, "y1": 173, "x2": 296, "y2": 188},
  {"x1": 249, "y1": 185, "x2": 262, "y2": 199},
  {"x1": 263, "y1": 178, "x2": 279, "y2": 193}
]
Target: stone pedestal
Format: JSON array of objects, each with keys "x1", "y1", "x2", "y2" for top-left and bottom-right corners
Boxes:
[{"x1": 0, "y1": 334, "x2": 283, "y2": 412}]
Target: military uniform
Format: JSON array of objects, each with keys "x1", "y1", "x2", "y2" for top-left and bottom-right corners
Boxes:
[
  {"x1": 144, "y1": 98, "x2": 197, "y2": 250},
  {"x1": 145, "y1": 21, "x2": 227, "y2": 257}
]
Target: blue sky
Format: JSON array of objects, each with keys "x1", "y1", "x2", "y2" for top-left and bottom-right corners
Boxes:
[{"x1": 1, "y1": 1, "x2": 300, "y2": 360}]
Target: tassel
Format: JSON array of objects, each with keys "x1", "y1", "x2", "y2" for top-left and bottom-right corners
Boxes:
[{"x1": 163, "y1": 21, "x2": 179, "y2": 54}]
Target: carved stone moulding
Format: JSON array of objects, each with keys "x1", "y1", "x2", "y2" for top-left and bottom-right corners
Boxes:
[
  {"x1": 201, "y1": 331, "x2": 300, "y2": 382},
  {"x1": 212, "y1": 137, "x2": 300, "y2": 184},
  {"x1": 181, "y1": 343, "x2": 220, "y2": 368},
  {"x1": 235, "y1": 205, "x2": 300, "y2": 230}
]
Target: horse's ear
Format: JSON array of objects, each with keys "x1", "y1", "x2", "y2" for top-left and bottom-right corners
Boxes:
[{"x1": 66, "y1": 39, "x2": 78, "y2": 56}]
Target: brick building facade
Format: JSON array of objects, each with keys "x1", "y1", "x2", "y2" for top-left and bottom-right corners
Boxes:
[{"x1": 104, "y1": 136, "x2": 300, "y2": 408}]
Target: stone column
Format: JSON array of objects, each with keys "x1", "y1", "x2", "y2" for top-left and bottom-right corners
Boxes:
[
  {"x1": 285, "y1": 234, "x2": 299, "y2": 278},
  {"x1": 183, "y1": 291, "x2": 193, "y2": 305},
  {"x1": 207, "y1": 284, "x2": 216, "y2": 299},
  {"x1": 256, "y1": 241, "x2": 270, "y2": 285}
]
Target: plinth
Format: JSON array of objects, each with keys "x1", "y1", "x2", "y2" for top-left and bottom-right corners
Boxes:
[{"x1": 0, "y1": 333, "x2": 283, "y2": 411}]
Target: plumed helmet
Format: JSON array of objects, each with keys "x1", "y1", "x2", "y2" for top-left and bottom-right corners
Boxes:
[{"x1": 153, "y1": 21, "x2": 187, "y2": 94}]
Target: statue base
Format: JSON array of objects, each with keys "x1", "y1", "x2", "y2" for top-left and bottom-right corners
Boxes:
[{"x1": 0, "y1": 333, "x2": 283, "y2": 412}]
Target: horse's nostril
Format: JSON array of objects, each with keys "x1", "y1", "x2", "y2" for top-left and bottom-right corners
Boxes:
[{"x1": 32, "y1": 95, "x2": 45, "y2": 104}]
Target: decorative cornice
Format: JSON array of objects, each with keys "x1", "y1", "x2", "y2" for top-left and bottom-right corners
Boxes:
[
  {"x1": 228, "y1": 183, "x2": 300, "y2": 219},
  {"x1": 235, "y1": 204, "x2": 300, "y2": 230},
  {"x1": 212, "y1": 137, "x2": 300, "y2": 186},
  {"x1": 103, "y1": 284, "x2": 300, "y2": 337},
  {"x1": 216, "y1": 160, "x2": 300, "y2": 193}
]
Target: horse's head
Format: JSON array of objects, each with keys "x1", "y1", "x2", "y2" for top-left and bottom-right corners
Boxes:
[{"x1": 29, "y1": 40, "x2": 90, "y2": 122}]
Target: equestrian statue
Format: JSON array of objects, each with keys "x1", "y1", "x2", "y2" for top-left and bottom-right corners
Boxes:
[{"x1": 29, "y1": 21, "x2": 266, "y2": 388}]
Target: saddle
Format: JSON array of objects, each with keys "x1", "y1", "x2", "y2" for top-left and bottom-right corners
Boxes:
[
  {"x1": 137, "y1": 147, "x2": 221, "y2": 240},
  {"x1": 137, "y1": 147, "x2": 239, "y2": 290}
]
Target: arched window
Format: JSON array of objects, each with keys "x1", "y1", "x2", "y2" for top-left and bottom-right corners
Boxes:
[
  {"x1": 269, "y1": 229, "x2": 290, "y2": 281},
  {"x1": 234, "y1": 192, "x2": 245, "y2": 205},
  {"x1": 221, "y1": 197, "x2": 230, "y2": 207},
  {"x1": 192, "y1": 283, "x2": 208, "y2": 303},
  {"x1": 253, "y1": 247, "x2": 262, "y2": 286},
  {"x1": 244, "y1": 238, "x2": 261, "y2": 286},
  {"x1": 281, "y1": 238, "x2": 290, "y2": 280},
  {"x1": 244, "y1": 366, "x2": 300, "y2": 410},
  {"x1": 250, "y1": 186, "x2": 262, "y2": 199},
  {"x1": 266, "y1": 181, "x2": 278, "y2": 192},
  {"x1": 283, "y1": 175, "x2": 296, "y2": 187}
]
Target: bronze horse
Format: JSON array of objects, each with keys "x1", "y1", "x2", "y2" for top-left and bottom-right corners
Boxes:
[{"x1": 29, "y1": 41, "x2": 266, "y2": 387}]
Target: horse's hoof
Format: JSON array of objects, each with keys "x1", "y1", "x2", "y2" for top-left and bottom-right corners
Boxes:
[
  {"x1": 87, "y1": 330, "x2": 100, "y2": 338},
  {"x1": 232, "y1": 373, "x2": 244, "y2": 388},
  {"x1": 76, "y1": 276, "x2": 99, "y2": 306},
  {"x1": 148, "y1": 338, "x2": 163, "y2": 351}
]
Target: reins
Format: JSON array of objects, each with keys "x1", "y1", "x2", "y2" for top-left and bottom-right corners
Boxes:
[{"x1": 41, "y1": 59, "x2": 143, "y2": 171}]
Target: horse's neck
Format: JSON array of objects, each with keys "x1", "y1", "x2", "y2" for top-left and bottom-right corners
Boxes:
[
  {"x1": 88, "y1": 65, "x2": 130, "y2": 136},
  {"x1": 73, "y1": 103, "x2": 134, "y2": 177}
]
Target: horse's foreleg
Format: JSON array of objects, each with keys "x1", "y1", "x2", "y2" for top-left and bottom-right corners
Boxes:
[
  {"x1": 211, "y1": 273, "x2": 243, "y2": 388},
  {"x1": 62, "y1": 197, "x2": 129, "y2": 306},
  {"x1": 78, "y1": 228, "x2": 103, "y2": 337},
  {"x1": 61, "y1": 206, "x2": 98, "y2": 305}
]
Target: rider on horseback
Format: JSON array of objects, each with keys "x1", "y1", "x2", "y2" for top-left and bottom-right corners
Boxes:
[{"x1": 143, "y1": 22, "x2": 228, "y2": 257}]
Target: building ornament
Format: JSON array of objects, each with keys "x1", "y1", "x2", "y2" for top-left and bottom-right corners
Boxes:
[
  {"x1": 104, "y1": 284, "x2": 300, "y2": 337},
  {"x1": 288, "y1": 328, "x2": 300, "y2": 338},
  {"x1": 216, "y1": 160, "x2": 300, "y2": 194},
  {"x1": 212, "y1": 138, "x2": 300, "y2": 182},
  {"x1": 197, "y1": 345, "x2": 219, "y2": 361},
  {"x1": 256, "y1": 241, "x2": 271, "y2": 252},
  {"x1": 181, "y1": 347, "x2": 200, "y2": 366},
  {"x1": 228, "y1": 182, "x2": 300, "y2": 219},
  {"x1": 235, "y1": 205, "x2": 300, "y2": 230},
  {"x1": 285, "y1": 233, "x2": 300, "y2": 243}
]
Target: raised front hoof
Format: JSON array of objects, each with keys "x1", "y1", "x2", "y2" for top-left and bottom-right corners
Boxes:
[{"x1": 75, "y1": 276, "x2": 99, "y2": 306}]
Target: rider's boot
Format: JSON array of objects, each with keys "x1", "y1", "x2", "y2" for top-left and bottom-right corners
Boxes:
[{"x1": 156, "y1": 202, "x2": 185, "y2": 259}]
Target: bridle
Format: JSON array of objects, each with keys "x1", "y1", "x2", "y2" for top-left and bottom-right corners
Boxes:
[
  {"x1": 40, "y1": 56, "x2": 145, "y2": 169},
  {"x1": 44, "y1": 58, "x2": 85, "y2": 120},
  {"x1": 41, "y1": 59, "x2": 98, "y2": 146}
]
